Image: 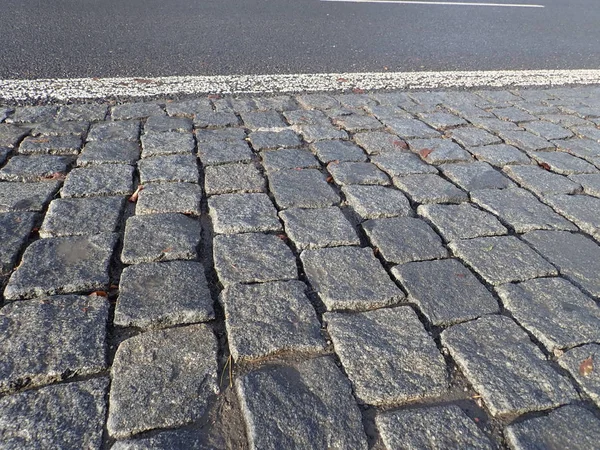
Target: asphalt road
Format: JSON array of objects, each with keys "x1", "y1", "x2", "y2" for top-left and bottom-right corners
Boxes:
[{"x1": 1, "y1": 0, "x2": 599, "y2": 79}]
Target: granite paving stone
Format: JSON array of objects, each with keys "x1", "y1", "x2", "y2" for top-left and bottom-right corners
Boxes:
[
  {"x1": 557, "y1": 344, "x2": 600, "y2": 408},
  {"x1": 569, "y1": 173, "x2": 600, "y2": 196},
  {"x1": 342, "y1": 185, "x2": 413, "y2": 221},
  {"x1": 0, "y1": 155, "x2": 71, "y2": 182},
  {"x1": 531, "y1": 150, "x2": 598, "y2": 175},
  {"x1": 30, "y1": 121, "x2": 89, "y2": 138},
  {"x1": 441, "y1": 162, "x2": 512, "y2": 191},
  {"x1": 111, "y1": 102, "x2": 164, "y2": 120},
  {"x1": 504, "y1": 164, "x2": 582, "y2": 196},
  {"x1": 4, "y1": 233, "x2": 117, "y2": 300},
  {"x1": 332, "y1": 113, "x2": 383, "y2": 132},
  {"x1": 208, "y1": 193, "x2": 281, "y2": 234},
  {"x1": 418, "y1": 203, "x2": 507, "y2": 241},
  {"x1": 197, "y1": 140, "x2": 253, "y2": 166},
  {"x1": 408, "y1": 138, "x2": 473, "y2": 164},
  {"x1": 327, "y1": 161, "x2": 389, "y2": 185},
  {"x1": 371, "y1": 152, "x2": 438, "y2": 176},
  {"x1": 114, "y1": 261, "x2": 214, "y2": 329},
  {"x1": 107, "y1": 325, "x2": 218, "y2": 439},
  {"x1": 0, "y1": 295, "x2": 108, "y2": 393},
  {"x1": 221, "y1": 280, "x2": 325, "y2": 361},
  {"x1": 325, "y1": 307, "x2": 448, "y2": 405},
  {"x1": 112, "y1": 429, "x2": 226, "y2": 450},
  {"x1": 7, "y1": 105, "x2": 58, "y2": 123},
  {"x1": 522, "y1": 230, "x2": 600, "y2": 297},
  {"x1": 467, "y1": 143, "x2": 531, "y2": 166},
  {"x1": 283, "y1": 109, "x2": 330, "y2": 125},
  {"x1": 296, "y1": 93, "x2": 340, "y2": 109},
  {"x1": 448, "y1": 127, "x2": 502, "y2": 147},
  {"x1": 140, "y1": 131, "x2": 195, "y2": 158},
  {"x1": 491, "y1": 107, "x2": 537, "y2": 123},
  {"x1": 268, "y1": 168, "x2": 339, "y2": 209},
  {"x1": 523, "y1": 120, "x2": 573, "y2": 140},
  {"x1": 496, "y1": 277, "x2": 600, "y2": 352},
  {"x1": 384, "y1": 118, "x2": 441, "y2": 139},
  {"x1": 193, "y1": 111, "x2": 239, "y2": 128},
  {"x1": 393, "y1": 174, "x2": 468, "y2": 204},
  {"x1": 497, "y1": 130, "x2": 555, "y2": 152},
  {"x1": 354, "y1": 131, "x2": 406, "y2": 155},
  {"x1": 367, "y1": 105, "x2": 414, "y2": 121},
  {"x1": 0, "y1": 107, "x2": 10, "y2": 122},
  {"x1": 241, "y1": 110, "x2": 287, "y2": 129},
  {"x1": 121, "y1": 213, "x2": 200, "y2": 264},
  {"x1": 253, "y1": 95, "x2": 298, "y2": 111},
  {"x1": 77, "y1": 140, "x2": 140, "y2": 166},
  {"x1": 0, "y1": 181, "x2": 60, "y2": 212},
  {"x1": 236, "y1": 356, "x2": 368, "y2": 450},
  {"x1": 0, "y1": 211, "x2": 37, "y2": 274},
  {"x1": 144, "y1": 115, "x2": 193, "y2": 133},
  {"x1": 280, "y1": 206, "x2": 359, "y2": 249},
  {"x1": 468, "y1": 117, "x2": 522, "y2": 133},
  {"x1": 504, "y1": 405, "x2": 600, "y2": 450},
  {"x1": 213, "y1": 97, "x2": 257, "y2": 113},
  {"x1": 543, "y1": 194, "x2": 600, "y2": 239},
  {"x1": 248, "y1": 129, "x2": 301, "y2": 150},
  {"x1": 138, "y1": 154, "x2": 198, "y2": 184},
  {"x1": 0, "y1": 378, "x2": 108, "y2": 450},
  {"x1": 204, "y1": 162, "x2": 265, "y2": 195},
  {"x1": 195, "y1": 127, "x2": 246, "y2": 143},
  {"x1": 574, "y1": 126, "x2": 600, "y2": 141},
  {"x1": 18, "y1": 135, "x2": 82, "y2": 155},
  {"x1": 363, "y1": 216, "x2": 448, "y2": 264},
  {"x1": 376, "y1": 405, "x2": 494, "y2": 450},
  {"x1": 418, "y1": 112, "x2": 467, "y2": 130},
  {"x1": 392, "y1": 258, "x2": 499, "y2": 325},
  {"x1": 294, "y1": 124, "x2": 349, "y2": 142},
  {"x1": 0, "y1": 124, "x2": 30, "y2": 148},
  {"x1": 301, "y1": 246, "x2": 404, "y2": 311},
  {"x1": 136, "y1": 182, "x2": 201, "y2": 215},
  {"x1": 87, "y1": 120, "x2": 140, "y2": 141},
  {"x1": 56, "y1": 104, "x2": 108, "y2": 122},
  {"x1": 61, "y1": 164, "x2": 134, "y2": 197},
  {"x1": 309, "y1": 139, "x2": 367, "y2": 163},
  {"x1": 470, "y1": 187, "x2": 577, "y2": 233},
  {"x1": 541, "y1": 114, "x2": 591, "y2": 127},
  {"x1": 165, "y1": 98, "x2": 212, "y2": 117},
  {"x1": 213, "y1": 233, "x2": 297, "y2": 285},
  {"x1": 40, "y1": 196, "x2": 125, "y2": 238},
  {"x1": 260, "y1": 148, "x2": 320, "y2": 172},
  {"x1": 335, "y1": 93, "x2": 377, "y2": 108},
  {"x1": 449, "y1": 235, "x2": 558, "y2": 285},
  {"x1": 441, "y1": 315, "x2": 577, "y2": 417},
  {"x1": 0, "y1": 146, "x2": 10, "y2": 164},
  {"x1": 553, "y1": 138, "x2": 600, "y2": 164}
]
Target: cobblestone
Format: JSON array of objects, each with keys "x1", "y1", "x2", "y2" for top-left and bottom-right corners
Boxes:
[
  {"x1": 418, "y1": 112, "x2": 467, "y2": 130},
  {"x1": 354, "y1": 131, "x2": 406, "y2": 154},
  {"x1": 77, "y1": 140, "x2": 140, "y2": 166},
  {"x1": 557, "y1": 344, "x2": 600, "y2": 408},
  {"x1": 268, "y1": 168, "x2": 339, "y2": 209},
  {"x1": 62, "y1": 164, "x2": 134, "y2": 197},
  {"x1": 294, "y1": 124, "x2": 349, "y2": 142},
  {"x1": 140, "y1": 131, "x2": 195, "y2": 158},
  {"x1": 165, "y1": 98, "x2": 212, "y2": 117},
  {"x1": 197, "y1": 140, "x2": 253, "y2": 166},
  {"x1": 30, "y1": 121, "x2": 89, "y2": 138},
  {"x1": 260, "y1": 148, "x2": 320, "y2": 171},
  {"x1": 498, "y1": 130, "x2": 555, "y2": 152},
  {"x1": 408, "y1": 138, "x2": 473, "y2": 164},
  {"x1": 144, "y1": 115, "x2": 193, "y2": 133},
  {"x1": 394, "y1": 174, "x2": 468, "y2": 204},
  {"x1": 332, "y1": 112, "x2": 383, "y2": 132},
  {"x1": 0, "y1": 211, "x2": 36, "y2": 274},
  {"x1": 569, "y1": 173, "x2": 600, "y2": 196},
  {"x1": 543, "y1": 194, "x2": 600, "y2": 239},
  {"x1": 194, "y1": 111, "x2": 239, "y2": 128},
  {"x1": 0, "y1": 181, "x2": 59, "y2": 212},
  {"x1": 196, "y1": 127, "x2": 246, "y2": 143},
  {"x1": 204, "y1": 162, "x2": 265, "y2": 195},
  {"x1": 208, "y1": 193, "x2": 281, "y2": 234},
  {"x1": 309, "y1": 139, "x2": 367, "y2": 163},
  {"x1": 248, "y1": 129, "x2": 301, "y2": 150},
  {"x1": 467, "y1": 143, "x2": 531, "y2": 166},
  {"x1": 523, "y1": 120, "x2": 573, "y2": 140},
  {"x1": 87, "y1": 120, "x2": 140, "y2": 141},
  {"x1": 112, "y1": 102, "x2": 164, "y2": 120},
  {"x1": 7, "y1": 106, "x2": 58, "y2": 123},
  {"x1": 441, "y1": 162, "x2": 513, "y2": 191},
  {"x1": 448, "y1": 127, "x2": 502, "y2": 147},
  {"x1": 327, "y1": 161, "x2": 389, "y2": 185},
  {"x1": 241, "y1": 110, "x2": 287, "y2": 128},
  {"x1": 342, "y1": 184, "x2": 413, "y2": 220},
  {"x1": 384, "y1": 118, "x2": 440, "y2": 139},
  {"x1": 504, "y1": 164, "x2": 582, "y2": 196},
  {"x1": 371, "y1": 152, "x2": 438, "y2": 176},
  {"x1": 136, "y1": 182, "x2": 202, "y2": 215},
  {"x1": 56, "y1": 104, "x2": 108, "y2": 122},
  {"x1": 138, "y1": 154, "x2": 198, "y2": 184},
  {"x1": 19, "y1": 135, "x2": 82, "y2": 156},
  {"x1": 529, "y1": 150, "x2": 598, "y2": 174}
]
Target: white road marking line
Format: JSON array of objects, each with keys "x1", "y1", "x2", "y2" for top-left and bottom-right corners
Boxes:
[
  {"x1": 1, "y1": 69, "x2": 599, "y2": 102},
  {"x1": 321, "y1": 0, "x2": 544, "y2": 7}
]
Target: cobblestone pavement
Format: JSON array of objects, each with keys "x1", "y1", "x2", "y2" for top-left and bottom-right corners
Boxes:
[{"x1": 1, "y1": 86, "x2": 600, "y2": 449}]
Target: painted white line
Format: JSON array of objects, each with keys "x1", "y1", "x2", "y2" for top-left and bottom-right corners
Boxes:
[
  {"x1": 1, "y1": 69, "x2": 599, "y2": 102},
  {"x1": 321, "y1": 0, "x2": 544, "y2": 7}
]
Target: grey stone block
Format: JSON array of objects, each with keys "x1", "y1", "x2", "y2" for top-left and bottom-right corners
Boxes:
[
  {"x1": 62, "y1": 165, "x2": 134, "y2": 197},
  {"x1": 283, "y1": 109, "x2": 330, "y2": 126},
  {"x1": 165, "y1": 98, "x2": 212, "y2": 118},
  {"x1": 522, "y1": 230, "x2": 600, "y2": 297},
  {"x1": 449, "y1": 235, "x2": 558, "y2": 285},
  {"x1": 0, "y1": 181, "x2": 60, "y2": 212},
  {"x1": 327, "y1": 161, "x2": 389, "y2": 186},
  {"x1": 394, "y1": 174, "x2": 468, "y2": 204},
  {"x1": 138, "y1": 154, "x2": 198, "y2": 184},
  {"x1": 87, "y1": 120, "x2": 140, "y2": 141},
  {"x1": 470, "y1": 188, "x2": 577, "y2": 233},
  {"x1": 241, "y1": 110, "x2": 286, "y2": 129},
  {"x1": 115, "y1": 261, "x2": 214, "y2": 329},
  {"x1": 253, "y1": 95, "x2": 298, "y2": 111},
  {"x1": 144, "y1": 115, "x2": 193, "y2": 133},
  {"x1": 56, "y1": 104, "x2": 108, "y2": 122},
  {"x1": 107, "y1": 325, "x2": 218, "y2": 438},
  {"x1": 342, "y1": 185, "x2": 413, "y2": 220},
  {"x1": 112, "y1": 102, "x2": 164, "y2": 120},
  {"x1": 335, "y1": 93, "x2": 377, "y2": 108},
  {"x1": 301, "y1": 246, "x2": 404, "y2": 311},
  {"x1": 0, "y1": 155, "x2": 72, "y2": 182},
  {"x1": 570, "y1": 173, "x2": 600, "y2": 196},
  {"x1": 384, "y1": 118, "x2": 440, "y2": 139},
  {"x1": 136, "y1": 182, "x2": 201, "y2": 216},
  {"x1": 523, "y1": 121, "x2": 573, "y2": 140},
  {"x1": 441, "y1": 315, "x2": 577, "y2": 417},
  {"x1": 208, "y1": 193, "x2": 281, "y2": 234},
  {"x1": 544, "y1": 194, "x2": 600, "y2": 239},
  {"x1": 40, "y1": 196, "x2": 125, "y2": 238},
  {"x1": 418, "y1": 112, "x2": 467, "y2": 130},
  {"x1": 213, "y1": 233, "x2": 297, "y2": 285},
  {"x1": 296, "y1": 93, "x2": 340, "y2": 109},
  {"x1": 376, "y1": 405, "x2": 494, "y2": 450},
  {"x1": 530, "y1": 150, "x2": 598, "y2": 174},
  {"x1": 574, "y1": 126, "x2": 600, "y2": 141},
  {"x1": 332, "y1": 113, "x2": 383, "y2": 132},
  {"x1": 197, "y1": 140, "x2": 253, "y2": 166},
  {"x1": 280, "y1": 206, "x2": 359, "y2": 249},
  {"x1": 418, "y1": 203, "x2": 507, "y2": 241},
  {"x1": 393, "y1": 258, "x2": 499, "y2": 326},
  {"x1": 468, "y1": 117, "x2": 522, "y2": 133},
  {"x1": 140, "y1": 131, "x2": 195, "y2": 158},
  {"x1": 4, "y1": 233, "x2": 117, "y2": 300},
  {"x1": 204, "y1": 162, "x2": 265, "y2": 195},
  {"x1": 0, "y1": 212, "x2": 36, "y2": 274},
  {"x1": 221, "y1": 280, "x2": 325, "y2": 361},
  {"x1": 236, "y1": 356, "x2": 368, "y2": 450},
  {"x1": 0, "y1": 295, "x2": 108, "y2": 393},
  {"x1": 0, "y1": 378, "x2": 107, "y2": 450},
  {"x1": 30, "y1": 121, "x2": 89, "y2": 138},
  {"x1": 212, "y1": 97, "x2": 257, "y2": 114},
  {"x1": 325, "y1": 307, "x2": 448, "y2": 405},
  {"x1": 0, "y1": 146, "x2": 10, "y2": 165},
  {"x1": 504, "y1": 165, "x2": 582, "y2": 196},
  {"x1": 121, "y1": 213, "x2": 200, "y2": 264},
  {"x1": 372, "y1": 152, "x2": 438, "y2": 176},
  {"x1": 310, "y1": 140, "x2": 367, "y2": 163},
  {"x1": 441, "y1": 162, "x2": 512, "y2": 191},
  {"x1": 497, "y1": 131, "x2": 554, "y2": 151},
  {"x1": 492, "y1": 107, "x2": 536, "y2": 123},
  {"x1": 19, "y1": 135, "x2": 82, "y2": 156},
  {"x1": 541, "y1": 114, "x2": 591, "y2": 127},
  {"x1": 194, "y1": 111, "x2": 239, "y2": 128},
  {"x1": 261, "y1": 148, "x2": 320, "y2": 172},
  {"x1": 195, "y1": 127, "x2": 246, "y2": 143},
  {"x1": 354, "y1": 131, "x2": 407, "y2": 155},
  {"x1": 408, "y1": 138, "x2": 473, "y2": 164},
  {"x1": 268, "y1": 168, "x2": 339, "y2": 209},
  {"x1": 248, "y1": 129, "x2": 301, "y2": 150},
  {"x1": 557, "y1": 344, "x2": 600, "y2": 408},
  {"x1": 294, "y1": 124, "x2": 348, "y2": 142},
  {"x1": 7, "y1": 106, "x2": 57, "y2": 123},
  {"x1": 0, "y1": 124, "x2": 30, "y2": 148},
  {"x1": 363, "y1": 217, "x2": 447, "y2": 264},
  {"x1": 504, "y1": 406, "x2": 600, "y2": 450},
  {"x1": 112, "y1": 429, "x2": 225, "y2": 450},
  {"x1": 467, "y1": 144, "x2": 530, "y2": 167},
  {"x1": 448, "y1": 127, "x2": 502, "y2": 147},
  {"x1": 553, "y1": 138, "x2": 600, "y2": 163},
  {"x1": 77, "y1": 140, "x2": 140, "y2": 166},
  {"x1": 497, "y1": 278, "x2": 600, "y2": 352}
]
